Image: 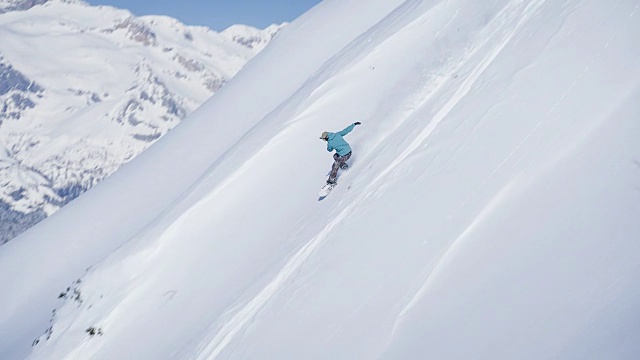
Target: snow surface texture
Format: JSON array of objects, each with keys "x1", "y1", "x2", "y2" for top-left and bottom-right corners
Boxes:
[
  {"x1": 1, "y1": 0, "x2": 640, "y2": 358},
  {"x1": 0, "y1": 0, "x2": 281, "y2": 243}
]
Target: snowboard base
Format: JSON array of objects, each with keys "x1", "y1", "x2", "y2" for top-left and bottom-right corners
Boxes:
[{"x1": 317, "y1": 183, "x2": 336, "y2": 200}]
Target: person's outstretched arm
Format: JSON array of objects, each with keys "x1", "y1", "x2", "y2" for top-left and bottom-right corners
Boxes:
[{"x1": 338, "y1": 122, "x2": 360, "y2": 136}]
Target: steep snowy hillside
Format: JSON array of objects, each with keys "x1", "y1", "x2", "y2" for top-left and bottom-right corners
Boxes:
[
  {"x1": 0, "y1": 0, "x2": 281, "y2": 243},
  {"x1": 2, "y1": 0, "x2": 640, "y2": 358}
]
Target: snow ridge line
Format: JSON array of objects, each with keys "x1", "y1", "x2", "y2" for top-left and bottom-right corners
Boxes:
[
  {"x1": 184, "y1": 3, "x2": 429, "y2": 358},
  {"x1": 362, "y1": 0, "x2": 546, "y2": 197},
  {"x1": 193, "y1": 201, "x2": 360, "y2": 359},
  {"x1": 389, "y1": 0, "x2": 548, "y2": 332},
  {"x1": 453, "y1": 0, "x2": 635, "y2": 214}
]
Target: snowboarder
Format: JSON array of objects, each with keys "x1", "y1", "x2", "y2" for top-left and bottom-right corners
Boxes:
[{"x1": 320, "y1": 122, "x2": 361, "y2": 186}]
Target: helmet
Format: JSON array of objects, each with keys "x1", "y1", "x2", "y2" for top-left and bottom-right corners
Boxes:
[{"x1": 320, "y1": 131, "x2": 329, "y2": 140}]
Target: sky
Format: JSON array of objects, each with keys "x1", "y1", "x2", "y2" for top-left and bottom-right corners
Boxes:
[{"x1": 85, "y1": 0, "x2": 323, "y2": 31}]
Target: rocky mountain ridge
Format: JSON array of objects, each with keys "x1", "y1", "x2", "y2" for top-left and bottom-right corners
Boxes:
[{"x1": 0, "y1": 0, "x2": 282, "y2": 243}]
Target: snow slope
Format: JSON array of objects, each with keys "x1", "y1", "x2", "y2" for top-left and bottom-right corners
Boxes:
[
  {"x1": 0, "y1": 0, "x2": 281, "y2": 243},
  {"x1": 2, "y1": 0, "x2": 640, "y2": 358}
]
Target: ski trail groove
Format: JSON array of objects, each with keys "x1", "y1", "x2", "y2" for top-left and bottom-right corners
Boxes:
[
  {"x1": 193, "y1": 200, "x2": 362, "y2": 359},
  {"x1": 363, "y1": 0, "x2": 547, "y2": 196},
  {"x1": 385, "y1": 0, "x2": 548, "y2": 337},
  {"x1": 451, "y1": 0, "x2": 632, "y2": 216}
]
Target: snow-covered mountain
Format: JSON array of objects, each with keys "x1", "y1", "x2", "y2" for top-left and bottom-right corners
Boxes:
[
  {"x1": 0, "y1": 0, "x2": 281, "y2": 243},
  {"x1": 1, "y1": 0, "x2": 640, "y2": 358}
]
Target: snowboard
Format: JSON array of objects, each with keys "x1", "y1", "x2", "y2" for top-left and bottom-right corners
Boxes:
[{"x1": 317, "y1": 183, "x2": 336, "y2": 200}]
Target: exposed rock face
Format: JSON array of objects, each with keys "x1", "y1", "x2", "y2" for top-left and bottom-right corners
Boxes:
[{"x1": 0, "y1": 0, "x2": 50, "y2": 14}]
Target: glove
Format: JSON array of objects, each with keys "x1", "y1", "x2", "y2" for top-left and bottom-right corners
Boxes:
[{"x1": 354, "y1": 122, "x2": 361, "y2": 125}]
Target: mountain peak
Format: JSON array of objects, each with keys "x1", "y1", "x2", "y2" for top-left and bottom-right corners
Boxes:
[
  {"x1": 221, "y1": 23, "x2": 286, "y2": 50},
  {"x1": 0, "y1": 0, "x2": 279, "y2": 244},
  {"x1": 0, "y1": 0, "x2": 84, "y2": 13}
]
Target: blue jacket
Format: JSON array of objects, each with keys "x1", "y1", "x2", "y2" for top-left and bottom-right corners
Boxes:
[{"x1": 326, "y1": 123, "x2": 356, "y2": 156}]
